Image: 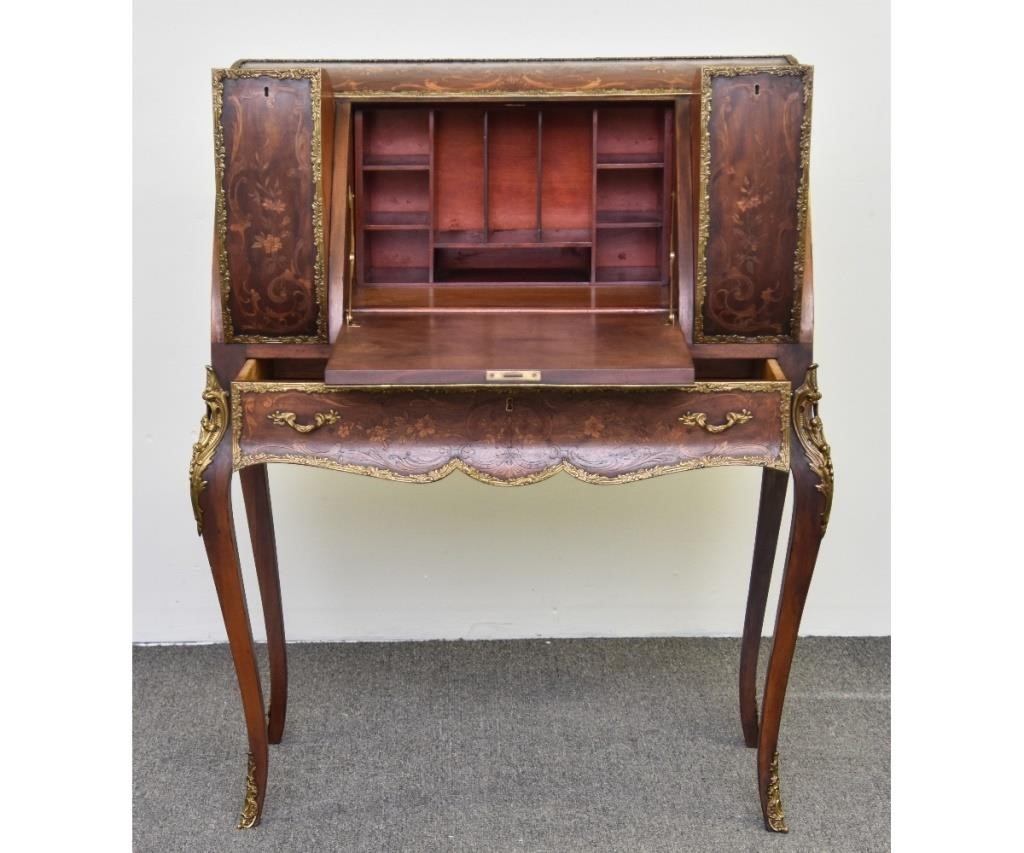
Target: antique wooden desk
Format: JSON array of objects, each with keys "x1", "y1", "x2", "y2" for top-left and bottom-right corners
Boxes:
[{"x1": 190, "y1": 57, "x2": 833, "y2": 833}]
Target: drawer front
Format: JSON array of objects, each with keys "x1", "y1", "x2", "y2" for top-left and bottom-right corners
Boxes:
[{"x1": 232, "y1": 383, "x2": 790, "y2": 485}]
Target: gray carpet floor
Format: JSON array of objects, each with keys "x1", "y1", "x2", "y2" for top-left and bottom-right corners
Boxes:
[{"x1": 133, "y1": 637, "x2": 889, "y2": 852}]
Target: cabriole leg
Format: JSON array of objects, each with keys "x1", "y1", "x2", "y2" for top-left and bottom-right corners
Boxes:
[
  {"x1": 740, "y1": 467, "x2": 789, "y2": 747},
  {"x1": 240, "y1": 464, "x2": 288, "y2": 744},
  {"x1": 190, "y1": 367, "x2": 269, "y2": 829},
  {"x1": 757, "y1": 365, "x2": 834, "y2": 832}
]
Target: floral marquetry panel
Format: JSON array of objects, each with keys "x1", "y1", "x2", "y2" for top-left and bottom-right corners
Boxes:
[
  {"x1": 214, "y1": 70, "x2": 326, "y2": 341},
  {"x1": 232, "y1": 383, "x2": 790, "y2": 485},
  {"x1": 697, "y1": 67, "x2": 811, "y2": 342}
]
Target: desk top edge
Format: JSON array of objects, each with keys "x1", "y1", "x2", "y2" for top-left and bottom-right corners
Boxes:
[
  {"x1": 224, "y1": 57, "x2": 806, "y2": 97},
  {"x1": 232, "y1": 56, "x2": 801, "y2": 69}
]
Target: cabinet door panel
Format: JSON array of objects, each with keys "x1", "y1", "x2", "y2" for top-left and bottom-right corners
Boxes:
[
  {"x1": 697, "y1": 66, "x2": 811, "y2": 342},
  {"x1": 214, "y1": 69, "x2": 329, "y2": 341}
]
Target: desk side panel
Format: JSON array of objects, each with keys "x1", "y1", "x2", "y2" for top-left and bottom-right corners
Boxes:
[
  {"x1": 696, "y1": 66, "x2": 812, "y2": 343},
  {"x1": 214, "y1": 69, "x2": 328, "y2": 342}
]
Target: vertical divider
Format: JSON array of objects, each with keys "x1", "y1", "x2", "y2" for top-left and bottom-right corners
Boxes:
[
  {"x1": 661, "y1": 106, "x2": 673, "y2": 287},
  {"x1": 590, "y1": 107, "x2": 598, "y2": 304},
  {"x1": 536, "y1": 110, "x2": 543, "y2": 240},
  {"x1": 428, "y1": 109, "x2": 435, "y2": 305},
  {"x1": 353, "y1": 109, "x2": 365, "y2": 289},
  {"x1": 328, "y1": 102, "x2": 352, "y2": 340},
  {"x1": 675, "y1": 95, "x2": 697, "y2": 341},
  {"x1": 482, "y1": 110, "x2": 490, "y2": 242}
]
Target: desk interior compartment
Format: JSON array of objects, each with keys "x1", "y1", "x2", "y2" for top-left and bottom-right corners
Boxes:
[{"x1": 352, "y1": 101, "x2": 674, "y2": 312}]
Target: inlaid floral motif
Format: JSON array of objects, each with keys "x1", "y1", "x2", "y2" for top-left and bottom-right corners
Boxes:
[
  {"x1": 252, "y1": 233, "x2": 284, "y2": 255},
  {"x1": 708, "y1": 164, "x2": 786, "y2": 335}
]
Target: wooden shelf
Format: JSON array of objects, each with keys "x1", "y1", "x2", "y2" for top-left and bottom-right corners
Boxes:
[
  {"x1": 364, "y1": 267, "x2": 430, "y2": 285},
  {"x1": 364, "y1": 211, "x2": 430, "y2": 229},
  {"x1": 362, "y1": 159, "x2": 430, "y2": 171},
  {"x1": 596, "y1": 159, "x2": 665, "y2": 169},
  {"x1": 434, "y1": 228, "x2": 592, "y2": 248},
  {"x1": 434, "y1": 269, "x2": 591, "y2": 285},
  {"x1": 596, "y1": 211, "x2": 663, "y2": 228},
  {"x1": 595, "y1": 266, "x2": 664, "y2": 284}
]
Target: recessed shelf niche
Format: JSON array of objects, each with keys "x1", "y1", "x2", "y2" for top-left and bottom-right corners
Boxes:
[{"x1": 353, "y1": 102, "x2": 674, "y2": 309}]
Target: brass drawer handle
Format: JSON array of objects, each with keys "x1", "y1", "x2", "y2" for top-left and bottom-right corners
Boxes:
[
  {"x1": 678, "y1": 409, "x2": 753, "y2": 434},
  {"x1": 267, "y1": 410, "x2": 341, "y2": 434}
]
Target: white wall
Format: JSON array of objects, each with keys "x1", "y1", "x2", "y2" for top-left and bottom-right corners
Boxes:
[{"x1": 133, "y1": 0, "x2": 889, "y2": 642}]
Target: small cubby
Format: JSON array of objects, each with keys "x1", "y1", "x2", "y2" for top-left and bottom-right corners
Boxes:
[
  {"x1": 595, "y1": 228, "x2": 662, "y2": 284},
  {"x1": 595, "y1": 105, "x2": 666, "y2": 165},
  {"x1": 361, "y1": 108, "x2": 430, "y2": 167},
  {"x1": 362, "y1": 171, "x2": 430, "y2": 227},
  {"x1": 434, "y1": 246, "x2": 591, "y2": 284},
  {"x1": 541, "y1": 108, "x2": 593, "y2": 232},
  {"x1": 363, "y1": 230, "x2": 430, "y2": 284},
  {"x1": 354, "y1": 101, "x2": 674, "y2": 301},
  {"x1": 596, "y1": 168, "x2": 664, "y2": 225}
]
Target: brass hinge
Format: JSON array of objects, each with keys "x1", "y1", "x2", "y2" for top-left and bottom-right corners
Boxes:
[{"x1": 346, "y1": 186, "x2": 359, "y2": 327}]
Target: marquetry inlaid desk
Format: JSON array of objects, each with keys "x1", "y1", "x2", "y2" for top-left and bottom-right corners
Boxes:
[{"x1": 190, "y1": 56, "x2": 834, "y2": 833}]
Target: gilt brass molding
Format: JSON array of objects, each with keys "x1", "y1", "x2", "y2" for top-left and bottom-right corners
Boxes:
[
  {"x1": 232, "y1": 55, "x2": 794, "y2": 69},
  {"x1": 230, "y1": 380, "x2": 791, "y2": 482},
  {"x1": 189, "y1": 366, "x2": 229, "y2": 535},
  {"x1": 678, "y1": 408, "x2": 753, "y2": 433},
  {"x1": 212, "y1": 67, "x2": 327, "y2": 344},
  {"x1": 267, "y1": 409, "x2": 341, "y2": 433},
  {"x1": 694, "y1": 65, "x2": 812, "y2": 343},
  {"x1": 232, "y1": 450, "x2": 788, "y2": 486},
  {"x1": 793, "y1": 363, "x2": 834, "y2": 534},
  {"x1": 237, "y1": 752, "x2": 259, "y2": 830},
  {"x1": 231, "y1": 380, "x2": 788, "y2": 394},
  {"x1": 765, "y1": 750, "x2": 788, "y2": 833}
]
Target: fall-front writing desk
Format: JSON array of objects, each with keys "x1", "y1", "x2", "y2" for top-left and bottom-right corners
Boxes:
[{"x1": 190, "y1": 56, "x2": 834, "y2": 833}]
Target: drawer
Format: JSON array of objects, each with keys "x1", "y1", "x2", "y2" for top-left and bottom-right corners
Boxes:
[{"x1": 231, "y1": 368, "x2": 791, "y2": 486}]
